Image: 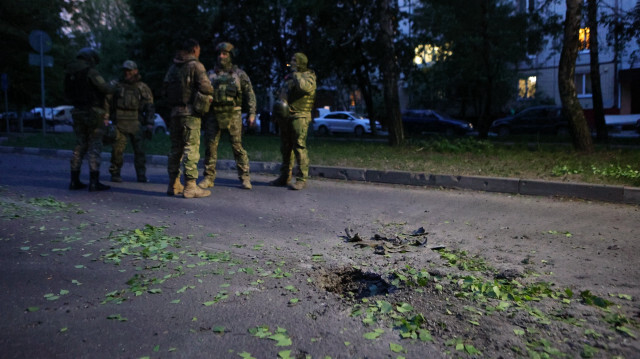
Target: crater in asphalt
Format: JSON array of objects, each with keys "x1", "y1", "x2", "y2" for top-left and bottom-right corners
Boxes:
[{"x1": 315, "y1": 267, "x2": 391, "y2": 299}]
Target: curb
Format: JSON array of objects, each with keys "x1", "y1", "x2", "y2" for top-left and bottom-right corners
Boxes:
[{"x1": 1, "y1": 145, "x2": 638, "y2": 205}]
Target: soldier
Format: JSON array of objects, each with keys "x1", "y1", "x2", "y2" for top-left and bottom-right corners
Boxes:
[
  {"x1": 163, "y1": 38, "x2": 214, "y2": 198},
  {"x1": 270, "y1": 52, "x2": 317, "y2": 190},
  {"x1": 64, "y1": 47, "x2": 116, "y2": 192},
  {"x1": 109, "y1": 60, "x2": 155, "y2": 183},
  {"x1": 199, "y1": 42, "x2": 256, "y2": 190}
]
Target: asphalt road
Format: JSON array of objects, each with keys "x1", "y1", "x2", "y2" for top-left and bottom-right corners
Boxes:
[{"x1": 0, "y1": 152, "x2": 638, "y2": 358}]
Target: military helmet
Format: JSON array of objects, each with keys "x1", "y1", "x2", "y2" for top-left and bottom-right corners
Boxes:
[
  {"x1": 122, "y1": 60, "x2": 137, "y2": 70},
  {"x1": 76, "y1": 47, "x2": 100, "y2": 65},
  {"x1": 216, "y1": 42, "x2": 237, "y2": 58},
  {"x1": 272, "y1": 100, "x2": 290, "y2": 118},
  {"x1": 292, "y1": 52, "x2": 308, "y2": 72}
]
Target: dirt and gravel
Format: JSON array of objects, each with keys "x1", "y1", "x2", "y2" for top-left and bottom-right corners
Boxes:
[{"x1": 0, "y1": 152, "x2": 639, "y2": 359}]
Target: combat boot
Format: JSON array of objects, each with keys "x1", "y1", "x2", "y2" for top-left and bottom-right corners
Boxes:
[
  {"x1": 110, "y1": 173, "x2": 123, "y2": 183},
  {"x1": 89, "y1": 171, "x2": 111, "y2": 192},
  {"x1": 69, "y1": 170, "x2": 87, "y2": 190},
  {"x1": 136, "y1": 169, "x2": 148, "y2": 183},
  {"x1": 241, "y1": 177, "x2": 252, "y2": 190},
  {"x1": 183, "y1": 179, "x2": 211, "y2": 198},
  {"x1": 198, "y1": 176, "x2": 215, "y2": 189},
  {"x1": 166, "y1": 173, "x2": 184, "y2": 196},
  {"x1": 269, "y1": 175, "x2": 290, "y2": 187},
  {"x1": 289, "y1": 180, "x2": 306, "y2": 191}
]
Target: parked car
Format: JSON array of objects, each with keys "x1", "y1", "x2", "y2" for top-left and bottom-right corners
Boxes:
[
  {"x1": 312, "y1": 111, "x2": 382, "y2": 136},
  {"x1": 153, "y1": 114, "x2": 168, "y2": 135},
  {"x1": 402, "y1": 109, "x2": 474, "y2": 136},
  {"x1": 489, "y1": 105, "x2": 569, "y2": 136}
]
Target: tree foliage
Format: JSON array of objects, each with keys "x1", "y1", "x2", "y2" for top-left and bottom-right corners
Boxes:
[
  {"x1": 0, "y1": 0, "x2": 72, "y2": 110},
  {"x1": 411, "y1": 0, "x2": 541, "y2": 138},
  {"x1": 64, "y1": 0, "x2": 138, "y2": 81}
]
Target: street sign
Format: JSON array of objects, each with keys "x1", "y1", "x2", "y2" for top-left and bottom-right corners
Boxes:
[
  {"x1": 29, "y1": 53, "x2": 54, "y2": 67},
  {"x1": 29, "y1": 30, "x2": 52, "y2": 53}
]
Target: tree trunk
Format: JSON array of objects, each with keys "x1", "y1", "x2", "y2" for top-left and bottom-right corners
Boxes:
[
  {"x1": 587, "y1": 0, "x2": 608, "y2": 142},
  {"x1": 379, "y1": 0, "x2": 403, "y2": 146},
  {"x1": 356, "y1": 64, "x2": 376, "y2": 135},
  {"x1": 558, "y1": 0, "x2": 594, "y2": 152},
  {"x1": 477, "y1": 0, "x2": 492, "y2": 139}
]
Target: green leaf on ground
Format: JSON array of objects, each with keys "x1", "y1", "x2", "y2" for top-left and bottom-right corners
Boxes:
[
  {"x1": 269, "y1": 328, "x2": 292, "y2": 346},
  {"x1": 396, "y1": 302, "x2": 413, "y2": 313},
  {"x1": 616, "y1": 326, "x2": 636, "y2": 338},
  {"x1": 27, "y1": 306, "x2": 39, "y2": 312},
  {"x1": 363, "y1": 328, "x2": 384, "y2": 340},
  {"x1": 390, "y1": 342, "x2": 405, "y2": 353},
  {"x1": 107, "y1": 314, "x2": 127, "y2": 322}
]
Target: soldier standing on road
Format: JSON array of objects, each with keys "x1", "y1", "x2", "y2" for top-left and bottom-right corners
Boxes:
[
  {"x1": 163, "y1": 38, "x2": 214, "y2": 198},
  {"x1": 270, "y1": 52, "x2": 317, "y2": 190},
  {"x1": 199, "y1": 42, "x2": 256, "y2": 190},
  {"x1": 64, "y1": 47, "x2": 116, "y2": 192},
  {"x1": 109, "y1": 60, "x2": 155, "y2": 183}
]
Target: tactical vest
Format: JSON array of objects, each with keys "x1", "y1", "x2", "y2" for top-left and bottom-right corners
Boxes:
[
  {"x1": 210, "y1": 69, "x2": 241, "y2": 107},
  {"x1": 115, "y1": 83, "x2": 140, "y2": 121},
  {"x1": 289, "y1": 72, "x2": 316, "y2": 114},
  {"x1": 165, "y1": 61, "x2": 194, "y2": 106},
  {"x1": 64, "y1": 67, "x2": 93, "y2": 107}
]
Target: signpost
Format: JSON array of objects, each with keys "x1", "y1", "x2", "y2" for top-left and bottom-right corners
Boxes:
[
  {"x1": 1, "y1": 73, "x2": 8, "y2": 133},
  {"x1": 29, "y1": 30, "x2": 53, "y2": 134}
]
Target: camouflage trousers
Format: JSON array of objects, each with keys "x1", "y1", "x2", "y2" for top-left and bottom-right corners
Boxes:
[
  {"x1": 109, "y1": 127, "x2": 146, "y2": 177},
  {"x1": 276, "y1": 113, "x2": 311, "y2": 181},
  {"x1": 202, "y1": 109, "x2": 250, "y2": 181},
  {"x1": 70, "y1": 109, "x2": 105, "y2": 172},
  {"x1": 167, "y1": 115, "x2": 201, "y2": 180}
]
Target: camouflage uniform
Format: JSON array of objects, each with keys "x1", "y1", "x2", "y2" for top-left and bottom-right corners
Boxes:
[
  {"x1": 163, "y1": 41, "x2": 213, "y2": 198},
  {"x1": 200, "y1": 42, "x2": 256, "y2": 190},
  {"x1": 109, "y1": 61, "x2": 155, "y2": 183},
  {"x1": 64, "y1": 48, "x2": 115, "y2": 191},
  {"x1": 272, "y1": 53, "x2": 317, "y2": 190}
]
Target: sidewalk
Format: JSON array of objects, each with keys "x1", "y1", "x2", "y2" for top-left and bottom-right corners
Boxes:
[{"x1": 1, "y1": 144, "x2": 639, "y2": 205}]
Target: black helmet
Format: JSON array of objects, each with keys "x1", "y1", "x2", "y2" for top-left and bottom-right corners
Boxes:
[
  {"x1": 216, "y1": 42, "x2": 237, "y2": 58},
  {"x1": 76, "y1": 47, "x2": 100, "y2": 65}
]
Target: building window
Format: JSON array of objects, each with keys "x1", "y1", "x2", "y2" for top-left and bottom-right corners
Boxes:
[
  {"x1": 574, "y1": 73, "x2": 592, "y2": 97},
  {"x1": 518, "y1": 76, "x2": 537, "y2": 99},
  {"x1": 578, "y1": 27, "x2": 590, "y2": 51}
]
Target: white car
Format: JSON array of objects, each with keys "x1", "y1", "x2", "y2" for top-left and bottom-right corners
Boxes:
[{"x1": 312, "y1": 111, "x2": 382, "y2": 136}]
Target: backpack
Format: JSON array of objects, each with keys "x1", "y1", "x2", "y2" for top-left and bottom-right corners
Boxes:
[{"x1": 64, "y1": 67, "x2": 91, "y2": 107}]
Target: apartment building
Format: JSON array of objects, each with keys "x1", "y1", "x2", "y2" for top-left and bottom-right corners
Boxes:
[{"x1": 517, "y1": 0, "x2": 640, "y2": 120}]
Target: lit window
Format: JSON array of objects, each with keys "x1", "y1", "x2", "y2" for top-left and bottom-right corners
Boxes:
[
  {"x1": 574, "y1": 73, "x2": 592, "y2": 97},
  {"x1": 578, "y1": 27, "x2": 590, "y2": 51},
  {"x1": 518, "y1": 76, "x2": 537, "y2": 99}
]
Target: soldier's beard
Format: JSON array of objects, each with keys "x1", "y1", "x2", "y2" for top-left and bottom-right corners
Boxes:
[{"x1": 218, "y1": 57, "x2": 232, "y2": 71}]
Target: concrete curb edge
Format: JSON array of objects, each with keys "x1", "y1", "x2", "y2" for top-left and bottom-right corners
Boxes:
[{"x1": 1, "y1": 145, "x2": 637, "y2": 205}]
